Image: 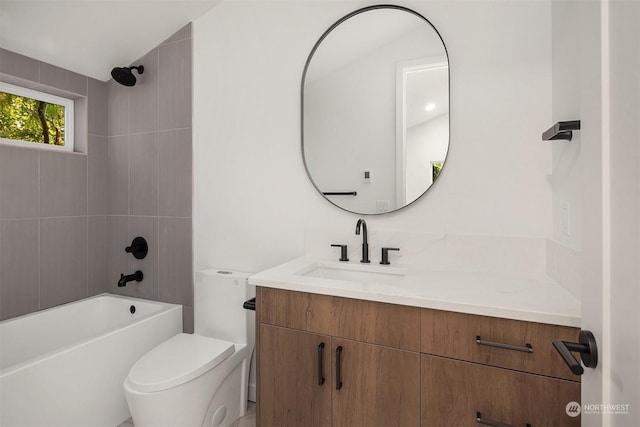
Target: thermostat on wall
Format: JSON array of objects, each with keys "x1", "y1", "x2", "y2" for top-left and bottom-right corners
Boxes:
[
  {"x1": 363, "y1": 170, "x2": 371, "y2": 184},
  {"x1": 376, "y1": 200, "x2": 390, "y2": 213}
]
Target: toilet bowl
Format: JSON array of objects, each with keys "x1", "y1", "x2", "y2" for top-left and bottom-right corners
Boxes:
[{"x1": 124, "y1": 269, "x2": 255, "y2": 427}]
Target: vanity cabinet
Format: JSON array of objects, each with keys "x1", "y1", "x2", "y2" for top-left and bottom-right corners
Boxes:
[
  {"x1": 331, "y1": 338, "x2": 420, "y2": 427},
  {"x1": 420, "y1": 308, "x2": 581, "y2": 426},
  {"x1": 256, "y1": 287, "x2": 421, "y2": 427},
  {"x1": 422, "y1": 354, "x2": 580, "y2": 427},
  {"x1": 421, "y1": 308, "x2": 580, "y2": 381},
  {"x1": 258, "y1": 325, "x2": 331, "y2": 427},
  {"x1": 256, "y1": 287, "x2": 581, "y2": 427}
]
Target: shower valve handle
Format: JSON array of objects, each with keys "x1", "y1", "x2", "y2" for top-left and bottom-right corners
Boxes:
[{"x1": 125, "y1": 236, "x2": 148, "y2": 260}]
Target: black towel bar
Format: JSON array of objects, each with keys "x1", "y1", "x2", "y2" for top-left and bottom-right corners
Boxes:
[{"x1": 322, "y1": 191, "x2": 357, "y2": 196}]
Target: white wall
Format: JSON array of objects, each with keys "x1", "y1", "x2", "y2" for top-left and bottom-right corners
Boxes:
[
  {"x1": 406, "y1": 113, "x2": 449, "y2": 201},
  {"x1": 193, "y1": 0, "x2": 553, "y2": 275},
  {"x1": 551, "y1": 0, "x2": 582, "y2": 252},
  {"x1": 547, "y1": 0, "x2": 583, "y2": 300}
]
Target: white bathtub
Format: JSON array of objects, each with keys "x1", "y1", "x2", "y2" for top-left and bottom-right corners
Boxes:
[{"x1": 0, "y1": 293, "x2": 182, "y2": 427}]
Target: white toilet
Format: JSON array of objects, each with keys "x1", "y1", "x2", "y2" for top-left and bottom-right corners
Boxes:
[{"x1": 124, "y1": 269, "x2": 255, "y2": 427}]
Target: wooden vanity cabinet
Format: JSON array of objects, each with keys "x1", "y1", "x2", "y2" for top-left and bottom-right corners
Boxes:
[
  {"x1": 422, "y1": 354, "x2": 580, "y2": 427},
  {"x1": 256, "y1": 287, "x2": 421, "y2": 427},
  {"x1": 421, "y1": 308, "x2": 580, "y2": 381},
  {"x1": 421, "y1": 308, "x2": 581, "y2": 426},
  {"x1": 331, "y1": 338, "x2": 420, "y2": 427},
  {"x1": 258, "y1": 325, "x2": 331, "y2": 427},
  {"x1": 256, "y1": 287, "x2": 581, "y2": 427}
]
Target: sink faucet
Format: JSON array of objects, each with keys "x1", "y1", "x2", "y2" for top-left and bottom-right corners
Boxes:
[
  {"x1": 118, "y1": 270, "x2": 143, "y2": 287},
  {"x1": 355, "y1": 218, "x2": 370, "y2": 263}
]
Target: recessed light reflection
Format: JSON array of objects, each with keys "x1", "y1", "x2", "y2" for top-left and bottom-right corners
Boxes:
[{"x1": 425, "y1": 103, "x2": 436, "y2": 112}]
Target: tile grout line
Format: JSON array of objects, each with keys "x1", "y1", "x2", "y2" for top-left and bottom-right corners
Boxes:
[
  {"x1": 156, "y1": 45, "x2": 161, "y2": 303},
  {"x1": 37, "y1": 151, "x2": 41, "y2": 310},
  {"x1": 86, "y1": 88, "x2": 90, "y2": 298},
  {"x1": 37, "y1": 59, "x2": 42, "y2": 312}
]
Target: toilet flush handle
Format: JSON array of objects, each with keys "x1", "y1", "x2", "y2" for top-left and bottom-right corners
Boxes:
[{"x1": 242, "y1": 298, "x2": 256, "y2": 311}]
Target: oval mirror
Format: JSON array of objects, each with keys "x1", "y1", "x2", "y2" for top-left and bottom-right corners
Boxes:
[{"x1": 302, "y1": 5, "x2": 449, "y2": 215}]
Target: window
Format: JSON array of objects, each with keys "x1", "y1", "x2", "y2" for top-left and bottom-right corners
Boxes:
[{"x1": 0, "y1": 82, "x2": 74, "y2": 152}]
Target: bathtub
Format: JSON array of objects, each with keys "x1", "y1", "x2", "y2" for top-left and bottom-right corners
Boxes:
[{"x1": 0, "y1": 293, "x2": 182, "y2": 427}]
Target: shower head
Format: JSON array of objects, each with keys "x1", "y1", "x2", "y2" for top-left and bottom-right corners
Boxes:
[{"x1": 111, "y1": 65, "x2": 144, "y2": 87}]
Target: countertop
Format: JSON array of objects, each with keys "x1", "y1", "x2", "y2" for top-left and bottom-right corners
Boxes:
[{"x1": 248, "y1": 256, "x2": 581, "y2": 327}]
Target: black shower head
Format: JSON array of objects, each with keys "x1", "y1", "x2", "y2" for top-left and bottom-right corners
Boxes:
[{"x1": 111, "y1": 65, "x2": 144, "y2": 87}]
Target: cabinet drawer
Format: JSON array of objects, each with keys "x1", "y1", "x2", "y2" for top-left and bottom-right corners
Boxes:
[
  {"x1": 422, "y1": 354, "x2": 580, "y2": 427},
  {"x1": 257, "y1": 287, "x2": 420, "y2": 352},
  {"x1": 421, "y1": 308, "x2": 580, "y2": 380}
]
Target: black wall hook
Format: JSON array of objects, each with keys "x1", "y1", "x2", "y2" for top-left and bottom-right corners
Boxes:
[
  {"x1": 553, "y1": 330, "x2": 598, "y2": 375},
  {"x1": 125, "y1": 236, "x2": 148, "y2": 259}
]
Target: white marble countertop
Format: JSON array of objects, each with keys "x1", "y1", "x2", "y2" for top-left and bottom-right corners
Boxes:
[{"x1": 248, "y1": 256, "x2": 581, "y2": 327}]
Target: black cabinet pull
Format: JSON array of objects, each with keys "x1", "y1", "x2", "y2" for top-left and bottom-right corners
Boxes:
[
  {"x1": 318, "y1": 343, "x2": 325, "y2": 386},
  {"x1": 335, "y1": 345, "x2": 343, "y2": 390},
  {"x1": 476, "y1": 336, "x2": 533, "y2": 353},
  {"x1": 476, "y1": 412, "x2": 531, "y2": 427}
]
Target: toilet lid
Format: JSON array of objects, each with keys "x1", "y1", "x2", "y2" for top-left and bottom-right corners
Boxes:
[{"x1": 128, "y1": 333, "x2": 235, "y2": 393}]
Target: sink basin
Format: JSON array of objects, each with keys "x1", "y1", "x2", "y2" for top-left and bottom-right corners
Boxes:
[{"x1": 297, "y1": 262, "x2": 406, "y2": 286}]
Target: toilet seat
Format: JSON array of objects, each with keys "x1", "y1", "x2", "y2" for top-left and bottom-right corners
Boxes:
[{"x1": 127, "y1": 333, "x2": 235, "y2": 393}]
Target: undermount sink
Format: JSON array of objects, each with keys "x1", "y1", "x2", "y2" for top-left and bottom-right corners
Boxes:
[{"x1": 296, "y1": 262, "x2": 406, "y2": 286}]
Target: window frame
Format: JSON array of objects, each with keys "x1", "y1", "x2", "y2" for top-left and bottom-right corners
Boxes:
[{"x1": 0, "y1": 81, "x2": 75, "y2": 152}]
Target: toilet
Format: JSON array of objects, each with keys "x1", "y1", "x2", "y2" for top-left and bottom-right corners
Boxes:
[{"x1": 124, "y1": 269, "x2": 255, "y2": 427}]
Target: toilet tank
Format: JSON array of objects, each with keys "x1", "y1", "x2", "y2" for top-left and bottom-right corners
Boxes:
[{"x1": 194, "y1": 269, "x2": 255, "y2": 345}]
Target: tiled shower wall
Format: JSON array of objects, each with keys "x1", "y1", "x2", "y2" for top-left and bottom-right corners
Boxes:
[
  {"x1": 0, "y1": 24, "x2": 194, "y2": 331},
  {"x1": 0, "y1": 49, "x2": 109, "y2": 320},
  {"x1": 105, "y1": 25, "x2": 194, "y2": 332}
]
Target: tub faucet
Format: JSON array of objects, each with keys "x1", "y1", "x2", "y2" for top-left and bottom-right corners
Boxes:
[
  {"x1": 355, "y1": 218, "x2": 370, "y2": 263},
  {"x1": 118, "y1": 271, "x2": 143, "y2": 287}
]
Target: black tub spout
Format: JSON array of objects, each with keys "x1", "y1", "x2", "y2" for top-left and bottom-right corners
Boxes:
[{"x1": 118, "y1": 271, "x2": 143, "y2": 287}]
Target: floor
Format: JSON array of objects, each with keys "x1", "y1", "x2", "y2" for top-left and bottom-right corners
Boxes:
[{"x1": 117, "y1": 402, "x2": 256, "y2": 427}]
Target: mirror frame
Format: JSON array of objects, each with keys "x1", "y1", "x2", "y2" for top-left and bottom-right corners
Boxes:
[{"x1": 301, "y1": 4, "x2": 450, "y2": 215}]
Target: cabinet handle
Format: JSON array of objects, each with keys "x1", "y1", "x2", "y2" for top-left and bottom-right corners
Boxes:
[
  {"x1": 335, "y1": 345, "x2": 343, "y2": 390},
  {"x1": 476, "y1": 412, "x2": 531, "y2": 427},
  {"x1": 318, "y1": 343, "x2": 325, "y2": 386},
  {"x1": 476, "y1": 336, "x2": 533, "y2": 353}
]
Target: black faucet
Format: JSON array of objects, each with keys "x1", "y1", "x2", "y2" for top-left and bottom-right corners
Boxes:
[
  {"x1": 355, "y1": 218, "x2": 370, "y2": 263},
  {"x1": 118, "y1": 270, "x2": 143, "y2": 287}
]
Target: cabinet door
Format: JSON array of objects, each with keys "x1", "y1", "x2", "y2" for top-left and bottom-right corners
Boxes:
[
  {"x1": 422, "y1": 354, "x2": 581, "y2": 427},
  {"x1": 332, "y1": 338, "x2": 420, "y2": 427},
  {"x1": 258, "y1": 325, "x2": 331, "y2": 427}
]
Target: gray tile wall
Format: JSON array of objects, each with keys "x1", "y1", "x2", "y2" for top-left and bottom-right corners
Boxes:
[
  {"x1": 0, "y1": 24, "x2": 193, "y2": 330},
  {"x1": 0, "y1": 48, "x2": 108, "y2": 320},
  {"x1": 105, "y1": 24, "x2": 194, "y2": 332}
]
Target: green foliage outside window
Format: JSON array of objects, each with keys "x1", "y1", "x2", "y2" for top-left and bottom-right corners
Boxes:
[
  {"x1": 0, "y1": 91, "x2": 66, "y2": 146},
  {"x1": 432, "y1": 162, "x2": 443, "y2": 182}
]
